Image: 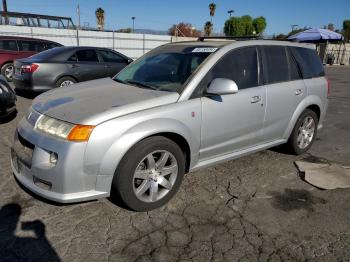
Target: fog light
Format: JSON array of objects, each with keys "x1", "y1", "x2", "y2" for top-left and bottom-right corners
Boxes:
[{"x1": 49, "y1": 152, "x2": 58, "y2": 165}]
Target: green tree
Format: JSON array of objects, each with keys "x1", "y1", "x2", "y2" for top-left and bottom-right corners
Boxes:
[
  {"x1": 204, "y1": 21, "x2": 213, "y2": 36},
  {"x1": 241, "y1": 15, "x2": 254, "y2": 35},
  {"x1": 224, "y1": 15, "x2": 266, "y2": 36},
  {"x1": 343, "y1": 20, "x2": 350, "y2": 42},
  {"x1": 95, "y1": 7, "x2": 105, "y2": 30},
  {"x1": 253, "y1": 16, "x2": 267, "y2": 34},
  {"x1": 209, "y1": 3, "x2": 216, "y2": 22}
]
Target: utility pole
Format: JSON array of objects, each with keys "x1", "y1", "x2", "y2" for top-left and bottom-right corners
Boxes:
[
  {"x1": 2, "y1": 0, "x2": 8, "y2": 25},
  {"x1": 132, "y1": 17, "x2": 135, "y2": 33},
  {"x1": 76, "y1": 4, "x2": 80, "y2": 46},
  {"x1": 227, "y1": 10, "x2": 234, "y2": 36}
]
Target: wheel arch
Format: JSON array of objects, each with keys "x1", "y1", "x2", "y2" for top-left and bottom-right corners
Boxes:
[
  {"x1": 283, "y1": 96, "x2": 323, "y2": 140},
  {"x1": 54, "y1": 75, "x2": 79, "y2": 85},
  {"x1": 85, "y1": 117, "x2": 199, "y2": 193}
]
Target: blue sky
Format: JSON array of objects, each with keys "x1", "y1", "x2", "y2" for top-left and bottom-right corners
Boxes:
[{"x1": 5, "y1": 0, "x2": 350, "y2": 35}]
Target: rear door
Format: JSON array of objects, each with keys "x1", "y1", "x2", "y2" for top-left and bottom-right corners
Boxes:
[
  {"x1": 97, "y1": 49, "x2": 129, "y2": 77},
  {"x1": 261, "y1": 45, "x2": 306, "y2": 141},
  {"x1": 199, "y1": 46, "x2": 266, "y2": 160},
  {"x1": 69, "y1": 49, "x2": 106, "y2": 81}
]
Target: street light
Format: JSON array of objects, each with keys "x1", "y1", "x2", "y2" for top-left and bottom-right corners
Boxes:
[
  {"x1": 228, "y1": 10, "x2": 234, "y2": 18},
  {"x1": 227, "y1": 10, "x2": 234, "y2": 36},
  {"x1": 132, "y1": 17, "x2": 136, "y2": 33}
]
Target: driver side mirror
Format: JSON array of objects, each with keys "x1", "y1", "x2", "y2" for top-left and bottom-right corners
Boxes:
[{"x1": 206, "y1": 78, "x2": 239, "y2": 96}]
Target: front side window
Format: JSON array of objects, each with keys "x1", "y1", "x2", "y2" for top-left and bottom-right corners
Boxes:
[
  {"x1": 198, "y1": 47, "x2": 259, "y2": 94},
  {"x1": 75, "y1": 50, "x2": 99, "y2": 62},
  {"x1": 0, "y1": 40, "x2": 18, "y2": 51},
  {"x1": 262, "y1": 46, "x2": 290, "y2": 84},
  {"x1": 114, "y1": 51, "x2": 210, "y2": 93}
]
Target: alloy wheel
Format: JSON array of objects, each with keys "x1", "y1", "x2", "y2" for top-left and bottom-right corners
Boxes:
[
  {"x1": 297, "y1": 116, "x2": 315, "y2": 149},
  {"x1": 133, "y1": 150, "x2": 178, "y2": 203}
]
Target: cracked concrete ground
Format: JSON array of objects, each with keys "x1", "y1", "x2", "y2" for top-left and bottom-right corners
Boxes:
[{"x1": 1, "y1": 67, "x2": 350, "y2": 261}]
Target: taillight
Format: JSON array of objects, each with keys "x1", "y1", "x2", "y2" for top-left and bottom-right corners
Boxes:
[
  {"x1": 21, "y1": 64, "x2": 39, "y2": 73},
  {"x1": 326, "y1": 77, "x2": 330, "y2": 97}
]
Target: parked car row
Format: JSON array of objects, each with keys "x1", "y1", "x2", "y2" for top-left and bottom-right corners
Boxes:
[
  {"x1": 13, "y1": 46, "x2": 132, "y2": 91},
  {"x1": 0, "y1": 36, "x2": 62, "y2": 81},
  {"x1": 0, "y1": 35, "x2": 132, "y2": 121}
]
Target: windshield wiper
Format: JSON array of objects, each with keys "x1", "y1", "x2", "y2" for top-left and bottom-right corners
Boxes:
[{"x1": 125, "y1": 80, "x2": 157, "y2": 90}]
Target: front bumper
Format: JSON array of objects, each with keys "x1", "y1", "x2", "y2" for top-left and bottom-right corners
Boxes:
[{"x1": 11, "y1": 117, "x2": 111, "y2": 203}]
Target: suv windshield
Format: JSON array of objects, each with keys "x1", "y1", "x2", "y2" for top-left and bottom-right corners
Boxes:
[{"x1": 114, "y1": 51, "x2": 212, "y2": 93}]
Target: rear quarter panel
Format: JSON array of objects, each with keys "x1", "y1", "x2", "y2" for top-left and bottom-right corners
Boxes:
[
  {"x1": 33, "y1": 63, "x2": 73, "y2": 88},
  {"x1": 282, "y1": 77, "x2": 328, "y2": 139}
]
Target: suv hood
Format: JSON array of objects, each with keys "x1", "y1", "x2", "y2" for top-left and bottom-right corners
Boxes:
[{"x1": 32, "y1": 78, "x2": 179, "y2": 125}]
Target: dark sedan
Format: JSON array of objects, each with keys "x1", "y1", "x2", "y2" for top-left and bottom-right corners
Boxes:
[
  {"x1": 12, "y1": 46, "x2": 132, "y2": 92},
  {"x1": 0, "y1": 75, "x2": 16, "y2": 118}
]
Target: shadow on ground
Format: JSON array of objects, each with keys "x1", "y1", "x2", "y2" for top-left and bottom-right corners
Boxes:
[{"x1": 0, "y1": 203, "x2": 60, "y2": 261}]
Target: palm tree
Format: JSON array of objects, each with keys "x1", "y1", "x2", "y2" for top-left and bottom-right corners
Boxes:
[
  {"x1": 209, "y1": 3, "x2": 216, "y2": 23},
  {"x1": 204, "y1": 21, "x2": 213, "y2": 36},
  {"x1": 95, "y1": 7, "x2": 105, "y2": 31}
]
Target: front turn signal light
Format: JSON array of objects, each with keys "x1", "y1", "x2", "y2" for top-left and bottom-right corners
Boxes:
[{"x1": 67, "y1": 125, "x2": 95, "y2": 142}]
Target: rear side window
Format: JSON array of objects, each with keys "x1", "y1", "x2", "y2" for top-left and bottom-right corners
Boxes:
[
  {"x1": 0, "y1": 40, "x2": 18, "y2": 51},
  {"x1": 99, "y1": 50, "x2": 125, "y2": 63},
  {"x1": 290, "y1": 47, "x2": 325, "y2": 78},
  {"x1": 18, "y1": 40, "x2": 45, "y2": 52},
  {"x1": 204, "y1": 47, "x2": 259, "y2": 90},
  {"x1": 287, "y1": 48, "x2": 302, "y2": 81},
  {"x1": 75, "y1": 50, "x2": 99, "y2": 62},
  {"x1": 262, "y1": 46, "x2": 290, "y2": 84}
]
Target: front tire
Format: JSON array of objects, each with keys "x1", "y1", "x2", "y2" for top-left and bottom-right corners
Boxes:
[
  {"x1": 1, "y1": 63, "x2": 14, "y2": 82},
  {"x1": 287, "y1": 109, "x2": 318, "y2": 155},
  {"x1": 112, "y1": 136, "x2": 186, "y2": 211}
]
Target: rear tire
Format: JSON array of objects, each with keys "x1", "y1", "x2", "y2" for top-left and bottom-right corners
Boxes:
[
  {"x1": 55, "y1": 76, "x2": 77, "y2": 88},
  {"x1": 1, "y1": 63, "x2": 14, "y2": 82},
  {"x1": 111, "y1": 136, "x2": 186, "y2": 211},
  {"x1": 286, "y1": 109, "x2": 318, "y2": 155}
]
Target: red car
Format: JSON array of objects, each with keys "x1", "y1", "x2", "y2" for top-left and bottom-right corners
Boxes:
[{"x1": 0, "y1": 36, "x2": 62, "y2": 81}]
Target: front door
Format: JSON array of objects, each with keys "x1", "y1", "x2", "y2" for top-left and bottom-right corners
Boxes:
[{"x1": 199, "y1": 46, "x2": 266, "y2": 160}]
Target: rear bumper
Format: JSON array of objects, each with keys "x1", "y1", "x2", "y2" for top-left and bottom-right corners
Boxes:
[
  {"x1": 13, "y1": 75, "x2": 53, "y2": 92},
  {"x1": 11, "y1": 117, "x2": 111, "y2": 203}
]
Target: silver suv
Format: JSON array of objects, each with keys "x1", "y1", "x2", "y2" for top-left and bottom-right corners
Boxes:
[{"x1": 11, "y1": 39, "x2": 328, "y2": 211}]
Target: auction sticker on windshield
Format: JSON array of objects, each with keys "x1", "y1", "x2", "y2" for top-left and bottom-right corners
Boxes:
[{"x1": 192, "y1": 47, "x2": 218, "y2": 53}]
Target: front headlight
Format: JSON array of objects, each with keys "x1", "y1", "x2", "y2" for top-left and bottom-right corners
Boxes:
[{"x1": 35, "y1": 115, "x2": 95, "y2": 142}]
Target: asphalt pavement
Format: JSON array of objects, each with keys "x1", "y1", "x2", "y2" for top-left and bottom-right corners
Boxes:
[{"x1": 0, "y1": 66, "x2": 349, "y2": 261}]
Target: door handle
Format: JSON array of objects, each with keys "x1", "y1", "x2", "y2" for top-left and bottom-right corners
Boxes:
[
  {"x1": 251, "y1": 96, "x2": 262, "y2": 103},
  {"x1": 71, "y1": 64, "x2": 79, "y2": 68},
  {"x1": 295, "y1": 89, "x2": 303, "y2": 96},
  {"x1": 104, "y1": 65, "x2": 112, "y2": 68}
]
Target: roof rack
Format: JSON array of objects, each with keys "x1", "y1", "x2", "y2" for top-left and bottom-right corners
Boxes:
[{"x1": 198, "y1": 35, "x2": 261, "y2": 42}]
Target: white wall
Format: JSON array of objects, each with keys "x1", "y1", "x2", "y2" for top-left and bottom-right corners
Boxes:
[{"x1": 0, "y1": 25, "x2": 195, "y2": 59}]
